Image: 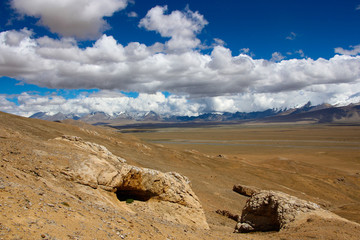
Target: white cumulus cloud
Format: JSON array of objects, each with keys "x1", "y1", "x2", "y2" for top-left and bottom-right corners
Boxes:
[
  {"x1": 139, "y1": 5, "x2": 208, "y2": 52},
  {"x1": 127, "y1": 11, "x2": 138, "y2": 18},
  {"x1": 335, "y1": 44, "x2": 360, "y2": 56},
  {"x1": 271, "y1": 52, "x2": 285, "y2": 62},
  {"x1": 11, "y1": 0, "x2": 129, "y2": 39},
  {"x1": 295, "y1": 49, "x2": 305, "y2": 58}
]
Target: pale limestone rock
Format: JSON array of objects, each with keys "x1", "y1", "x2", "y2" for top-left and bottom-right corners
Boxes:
[
  {"x1": 233, "y1": 184, "x2": 260, "y2": 197},
  {"x1": 235, "y1": 190, "x2": 320, "y2": 233},
  {"x1": 56, "y1": 135, "x2": 209, "y2": 229}
]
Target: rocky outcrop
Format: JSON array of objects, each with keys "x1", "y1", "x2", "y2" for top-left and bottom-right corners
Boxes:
[
  {"x1": 233, "y1": 184, "x2": 260, "y2": 197},
  {"x1": 235, "y1": 190, "x2": 320, "y2": 233},
  {"x1": 58, "y1": 135, "x2": 126, "y2": 163},
  {"x1": 56, "y1": 135, "x2": 209, "y2": 229}
]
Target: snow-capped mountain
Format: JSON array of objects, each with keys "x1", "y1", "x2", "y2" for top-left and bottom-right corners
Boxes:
[{"x1": 28, "y1": 102, "x2": 360, "y2": 124}]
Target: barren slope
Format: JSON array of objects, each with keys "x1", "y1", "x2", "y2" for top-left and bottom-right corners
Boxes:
[{"x1": 1, "y1": 112, "x2": 360, "y2": 239}]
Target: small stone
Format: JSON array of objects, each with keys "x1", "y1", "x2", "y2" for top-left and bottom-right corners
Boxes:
[
  {"x1": 234, "y1": 223, "x2": 254, "y2": 233},
  {"x1": 233, "y1": 184, "x2": 260, "y2": 197}
]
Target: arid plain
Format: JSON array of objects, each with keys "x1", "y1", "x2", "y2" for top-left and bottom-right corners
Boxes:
[{"x1": 121, "y1": 123, "x2": 360, "y2": 223}]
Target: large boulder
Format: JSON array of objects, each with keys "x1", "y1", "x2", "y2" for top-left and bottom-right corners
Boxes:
[
  {"x1": 235, "y1": 190, "x2": 320, "y2": 233},
  {"x1": 56, "y1": 135, "x2": 209, "y2": 229}
]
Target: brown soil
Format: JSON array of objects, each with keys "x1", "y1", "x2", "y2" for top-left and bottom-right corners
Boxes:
[{"x1": 1, "y1": 112, "x2": 360, "y2": 239}]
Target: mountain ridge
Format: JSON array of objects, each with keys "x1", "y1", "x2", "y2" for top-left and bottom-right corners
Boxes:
[{"x1": 29, "y1": 102, "x2": 360, "y2": 124}]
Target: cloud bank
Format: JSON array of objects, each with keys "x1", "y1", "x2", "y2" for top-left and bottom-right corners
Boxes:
[
  {"x1": 1, "y1": 28, "x2": 360, "y2": 97},
  {"x1": 1, "y1": 5, "x2": 360, "y2": 117},
  {"x1": 3, "y1": 85, "x2": 360, "y2": 117}
]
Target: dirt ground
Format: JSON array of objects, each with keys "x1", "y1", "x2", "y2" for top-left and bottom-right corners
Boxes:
[{"x1": 1, "y1": 112, "x2": 360, "y2": 239}]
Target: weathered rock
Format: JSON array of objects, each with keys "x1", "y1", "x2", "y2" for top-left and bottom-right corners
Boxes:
[
  {"x1": 235, "y1": 190, "x2": 320, "y2": 233},
  {"x1": 215, "y1": 209, "x2": 240, "y2": 221},
  {"x1": 233, "y1": 184, "x2": 260, "y2": 197},
  {"x1": 56, "y1": 135, "x2": 209, "y2": 229}
]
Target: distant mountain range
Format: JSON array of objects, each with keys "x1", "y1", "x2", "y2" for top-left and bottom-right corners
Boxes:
[
  {"x1": 29, "y1": 102, "x2": 360, "y2": 124},
  {"x1": 263, "y1": 102, "x2": 360, "y2": 123}
]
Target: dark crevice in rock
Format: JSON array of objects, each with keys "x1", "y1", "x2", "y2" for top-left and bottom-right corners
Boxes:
[{"x1": 115, "y1": 189, "x2": 156, "y2": 202}]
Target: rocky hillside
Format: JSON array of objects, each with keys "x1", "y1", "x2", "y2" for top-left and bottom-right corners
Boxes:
[{"x1": 1, "y1": 111, "x2": 360, "y2": 239}]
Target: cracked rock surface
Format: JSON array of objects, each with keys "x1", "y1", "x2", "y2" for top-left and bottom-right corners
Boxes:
[
  {"x1": 57, "y1": 135, "x2": 209, "y2": 229},
  {"x1": 236, "y1": 190, "x2": 331, "y2": 233}
]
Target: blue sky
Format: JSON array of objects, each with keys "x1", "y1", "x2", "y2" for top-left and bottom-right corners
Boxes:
[{"x1": 1, "y1": 0, "x2": 360, "y2": 116}]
